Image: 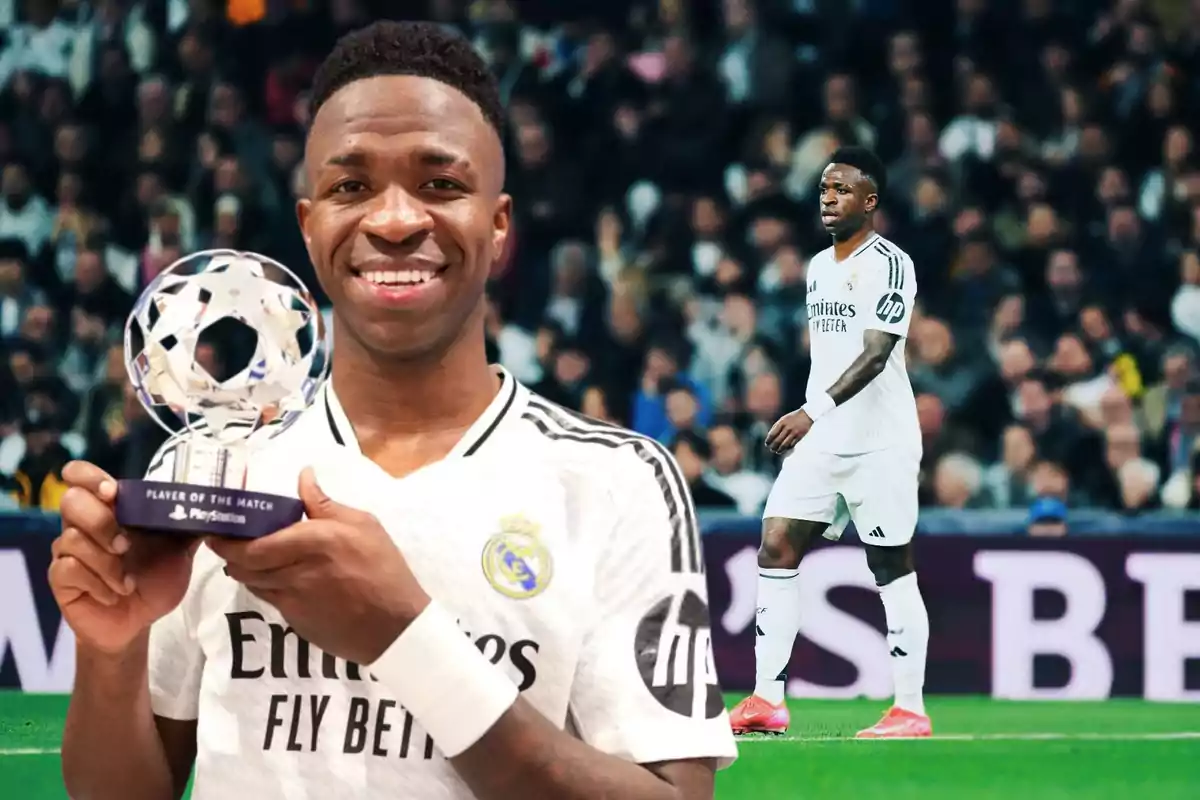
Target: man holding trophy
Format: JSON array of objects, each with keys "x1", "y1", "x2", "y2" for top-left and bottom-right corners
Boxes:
[{"x1": 48, "y1": 20, "x2": 736, "y2": 800}]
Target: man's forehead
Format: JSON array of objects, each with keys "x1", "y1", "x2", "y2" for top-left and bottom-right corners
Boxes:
[
  {"x1": 821, "y1": 163, "x2": 867, "y2": 185},
  {"x1": 306, "y1": 74, "x2": 496, "y2": 163}
]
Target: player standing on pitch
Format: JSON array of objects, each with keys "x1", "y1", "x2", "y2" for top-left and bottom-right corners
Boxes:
[
  {"x1": 729, "y1": 147, "x2": 932, "y2": 739},
  {"x1": 49, "y1": 21, "x2": 735, "y2": 800}
]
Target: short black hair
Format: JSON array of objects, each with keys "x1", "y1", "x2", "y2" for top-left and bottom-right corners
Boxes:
[
  {"x1": 0, "y1": 237, "x2": 28, "y2": 263},
  {"x1": 828, "y1": 146, "x2": 887, "y2": 196},
  {"x1": 309, "y1": 21, "x2": 505, "y2": 139},
  {"x1": 671, "y1": 430, "x2": 711, "y2": 461}
]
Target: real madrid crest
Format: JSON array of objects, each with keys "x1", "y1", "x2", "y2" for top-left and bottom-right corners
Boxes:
[{"x1": 481, "y1": 514, "x2": 553, "y2": 599}]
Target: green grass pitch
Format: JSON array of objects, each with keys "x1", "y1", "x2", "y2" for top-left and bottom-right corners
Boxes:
[{"x1": 1, "y1": 693, "x2": 1196, "y2": 798}]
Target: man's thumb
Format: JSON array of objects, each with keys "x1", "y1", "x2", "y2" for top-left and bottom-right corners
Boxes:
[{"x1": 298, "y1": 467, "x2": 347, "y2": 519}]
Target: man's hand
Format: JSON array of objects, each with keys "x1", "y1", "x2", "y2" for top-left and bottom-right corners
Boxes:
[
  {"x1": 764, "y1": 409, "x2": 813, "y2": 454},
  {"x1": 49, "y1": 461, "x2": 199, "y2": 655},
  {"x1": 207, "y1": 468, "x2": 429, "y2": 665}
]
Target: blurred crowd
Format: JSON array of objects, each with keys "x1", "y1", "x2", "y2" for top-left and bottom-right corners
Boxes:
[{"x1": 2, "y1": 0, "x2": 1200, "y2": 522}]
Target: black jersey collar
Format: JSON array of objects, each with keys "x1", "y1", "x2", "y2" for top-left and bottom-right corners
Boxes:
[{"x1": 322, "y1": 367, "x2": 521, "y2": 458}]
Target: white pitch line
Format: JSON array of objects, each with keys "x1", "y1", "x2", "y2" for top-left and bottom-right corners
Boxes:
[
  {"x1": 737, "y1": 732, "x2": 1200, "y2": 743},
  {"x1": 2, "y1": 732, "x2": 1199, "y2": 756}
]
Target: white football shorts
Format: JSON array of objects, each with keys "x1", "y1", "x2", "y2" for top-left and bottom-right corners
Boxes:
[{"x1": 762, "y1": 439, "x2": 920, "y2": 547}]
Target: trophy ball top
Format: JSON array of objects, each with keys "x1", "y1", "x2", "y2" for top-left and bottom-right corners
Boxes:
[{"x1": 124, "y1": 249, "x2": 331, "y2": 447}]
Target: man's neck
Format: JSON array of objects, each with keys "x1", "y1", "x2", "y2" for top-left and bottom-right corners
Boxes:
[
  {"x1": 329, "y1": 317, "x2": 500, "y2": 471},
  {"x1": 832, "y1": 225, "x2": 875, "y2": 262}
]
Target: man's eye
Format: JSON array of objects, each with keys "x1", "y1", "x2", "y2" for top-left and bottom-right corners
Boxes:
[
  {"x1": 331, "y1": 180, "x2": 366, "y2": 194},
  {"x1": 425, "y1": 178, "x2": 464, "y2": 191}
]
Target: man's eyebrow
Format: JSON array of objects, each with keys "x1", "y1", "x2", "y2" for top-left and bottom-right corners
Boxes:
[
  {"x1": 324, "y1": 148, "x2": 472, "y2": 170},
  {"x1": 325, "y1": 151, "x2": 368, "y2": 168},
  {"x1": 414, "y1": 147, "x2": 473, "y2": 171}
]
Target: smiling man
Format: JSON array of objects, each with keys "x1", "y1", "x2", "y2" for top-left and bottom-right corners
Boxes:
[{"x1": 52, "y1": 21, "x2": 736, "y2": 800}]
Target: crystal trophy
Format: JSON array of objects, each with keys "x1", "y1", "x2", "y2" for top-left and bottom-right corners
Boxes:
[{"x1": 115, "y1": 249, "x2": 330, "y2": 538}]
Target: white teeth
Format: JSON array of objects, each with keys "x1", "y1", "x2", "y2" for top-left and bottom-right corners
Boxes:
[{"x1": 360, "y1": 269, "x2": 438, "y2": 286}]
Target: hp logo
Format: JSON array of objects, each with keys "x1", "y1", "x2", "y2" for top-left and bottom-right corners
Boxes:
[{"x1": 875, "y1": 292, "x2": 906, "y2": 324}]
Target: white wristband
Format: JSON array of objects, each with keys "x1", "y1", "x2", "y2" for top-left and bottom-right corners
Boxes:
[
  {"x1": 801, "y1": 390, "x2": 836, "y2": 421},
  {"x1": 368, "y1": 601, "x2": 519, "y2": 757}
]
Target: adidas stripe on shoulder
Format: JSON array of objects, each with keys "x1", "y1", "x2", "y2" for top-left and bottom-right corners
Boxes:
[{"x1": 521, "y1": 397, "x2": 703, "y2": 574}]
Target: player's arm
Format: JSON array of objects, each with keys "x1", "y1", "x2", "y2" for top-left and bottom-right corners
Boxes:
[
  {"x1": 61, "y1": 443, "x2": 200, "y2": 800},
  {"x1": 824, "y1": 249, "x2": 915, "y2": 408},
  {"x1": 64, "y1": 639, "x2": 197, "y2": 800},
  {"x1": 368, "y1": 448, "x2": 733, "y2": 799},
  {"x1": 447, "y1": 702, "x2": 718, "y2": 799},
  {"x1": 825, "y1": 328, "x2": 902, "y2": 405}
]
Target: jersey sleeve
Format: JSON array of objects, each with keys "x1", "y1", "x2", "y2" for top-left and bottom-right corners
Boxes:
[
  {"x1": 141, "y1": 437, "x2": 207, "y2": 721},
  {"x1": 568, "y1": 443, "x2": 738, "y2": 768},
  {"x1": 864, "y1": 245, "x2": 917, "y2": 338}
]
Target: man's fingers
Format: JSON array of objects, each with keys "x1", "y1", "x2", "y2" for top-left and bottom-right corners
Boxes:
[
  {"x1": 52, "y1": 527, "x2": 133, "y2": 598},
  {"x1": 62, "y1": 461, "x2": 118, "y2": 502},
  {"x1": 767, "y1": 420, "x2": 798, "y2": 450},
  {"x1": 206, "y1": 522, "x2": 326, "y2": 571},
  {"x1": 60, "y1": 487, "x2": 124, "y2": 554},
  {"x1": 297, "y1": 468, "x2": 368, "y2": 522},
  {"x1": 49, "y1": 556, "x2": 121, "y2": 607},
  {"x1": 223, "y1": 562, "x2": 295, "y2": 592},
  {"x1": 765, "y1": 422, "x2": 783, "y2": 449}
]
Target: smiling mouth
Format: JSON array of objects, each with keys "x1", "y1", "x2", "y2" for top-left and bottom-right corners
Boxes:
[{"x1": 352, "y1": 266, "x2": 447, "y2": 287}]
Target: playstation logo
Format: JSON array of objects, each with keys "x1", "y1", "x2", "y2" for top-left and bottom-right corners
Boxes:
[{"x1": 169, "y1": 504, "x2": 187, "y2": 521}]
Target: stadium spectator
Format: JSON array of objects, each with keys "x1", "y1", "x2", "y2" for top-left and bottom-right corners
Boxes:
[
  {"x1": 1117, "y1": 457, "x2": 1162, "y2": 512},
  {"x1": 1026, "y1": 496, "x2": 1068, "y2": 537},
  {"x1": 1139, "y1": 344, "x2": 1195, "y2": 442},
  {"x1": 1162, "y1": 447, "x2": 1200, "y2": 509},
  {"x1": 706, "y1": 420, "x2": 772, "y2": 515},
  {"x1": 1029, "y1": 460, "x2": 1071, "y2": 504},
  {"x1": 671, "y1": 428, "x2": 737, "y2": 510},
  {"x1": 0, "y1": 0, "x2": 1198, "y2": 522},
  {"x1": 931, "y1": 452, "x2": 987, "y2": 509},
  {"x1": 984, "y1": 423, "x2": 1038, "y2": 509}
]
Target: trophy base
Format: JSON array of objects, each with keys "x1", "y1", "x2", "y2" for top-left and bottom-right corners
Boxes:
[{"x1": 116, "y1": 480, "x2": 305, "y2": 539}]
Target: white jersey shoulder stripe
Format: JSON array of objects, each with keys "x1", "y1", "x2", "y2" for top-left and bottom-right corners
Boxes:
[
  {"x1": 521, "y1": 397, "x2": 702, "y2": 574},
  {"x1": 872, "y1": 241, "x2": 904, "y2": 291}
]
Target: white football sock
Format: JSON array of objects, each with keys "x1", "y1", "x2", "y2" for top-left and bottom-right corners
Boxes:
[
  {"x1": 753, "y1": 567, "x2": 802, "y2": 705},
  {"x1": 879, "y1": 571, "x2": 929, "y2": 716}
]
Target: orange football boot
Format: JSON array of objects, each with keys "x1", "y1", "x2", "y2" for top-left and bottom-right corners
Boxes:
[
  {"x1": 856, "y1": 706, "x2": 933, "y2": 738},
  {"x1": 729, "y1": 695, "x2": 789, "y2": 735}
]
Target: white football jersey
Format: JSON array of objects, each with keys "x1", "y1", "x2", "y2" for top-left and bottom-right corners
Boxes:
[
  {"x1": 145, "y1": 368, "x2": 737, "y2": 799},
  {"x1": 801, "y1": 233, "x2": 920, "y2": 456}
]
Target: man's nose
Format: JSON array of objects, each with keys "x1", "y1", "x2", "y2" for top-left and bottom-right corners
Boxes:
[{"x1": 359, "y1": 185, "x2": 435, "y2": 244}]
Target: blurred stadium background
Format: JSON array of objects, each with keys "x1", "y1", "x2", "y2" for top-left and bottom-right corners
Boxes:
[{"x1": 1, "y1": 0, "x2": 1198, "y2": 798}]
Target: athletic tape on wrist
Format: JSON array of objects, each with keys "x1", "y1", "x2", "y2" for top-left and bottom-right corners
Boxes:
[
  {"x1": 801, "y1": 390, "x2": 836, "y2": 421},
  {"x1": 368, "y1": 601, "x2": 519, "y2": 757}
]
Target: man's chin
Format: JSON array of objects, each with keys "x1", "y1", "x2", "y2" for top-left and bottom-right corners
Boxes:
[{"x1": 347, "y1": 312, "x2": 470, "y2": 363}]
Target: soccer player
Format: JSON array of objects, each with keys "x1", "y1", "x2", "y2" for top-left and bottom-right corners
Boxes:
[
  {"x1": 728, "y1": 148, "x2": 932, "y2": 739},
  {"x1": 49, "y1": 22, "x2": 736, "y2": 799}
]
